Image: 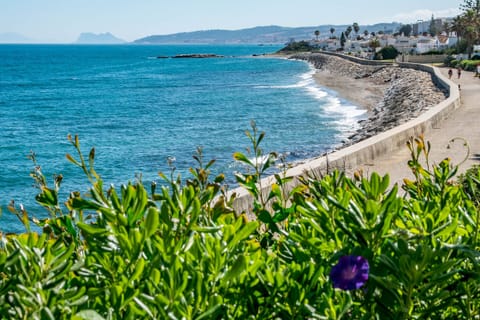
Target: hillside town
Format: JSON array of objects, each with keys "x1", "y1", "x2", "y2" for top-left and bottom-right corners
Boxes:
[
  {"x1": 306, "y1": 17, "x2": 464, "y2": 60},
  {"x1": 308, "y1": 16, "x2": 480, "y2": 59}
]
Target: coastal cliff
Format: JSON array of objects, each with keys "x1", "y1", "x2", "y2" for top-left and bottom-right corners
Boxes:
[{"x1": 292, "y1": 53, "x2": 448, "y2": 145}]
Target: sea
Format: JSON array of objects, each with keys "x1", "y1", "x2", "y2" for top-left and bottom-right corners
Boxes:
[{"x1": 0, "y1": 44, "x2": 366, "y2": 233}]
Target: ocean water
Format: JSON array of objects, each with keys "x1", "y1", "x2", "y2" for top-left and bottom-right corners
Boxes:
[{"x1": 0, "y1": 44, "x2": 366, "y2": 233}]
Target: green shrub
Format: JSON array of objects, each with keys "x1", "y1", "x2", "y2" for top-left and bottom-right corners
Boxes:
[
  {"x1": 420, "y1": 50, "x2": 445, "y2": 55},
  {"x1": 1, "y1": 131, "x2": 479, "y2": 319},
  {"x1": 458, "y1": 164, "x2": 480, "y2": 204},
  {"x1": 444, "y1": 55, "x2": 457, "y2": 67},
  {"x1": 375, "y1": 45, "x2": 399, "y2": 60},
  {"x1": 460, "y1": 59, "x2": 480, "y2": 71},
  {"x1": 449, "y1": 59, "x2": 459, "y2": 68}
]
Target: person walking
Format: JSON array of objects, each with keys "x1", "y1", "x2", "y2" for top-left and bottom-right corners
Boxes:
[
  {"x1": 457, "y1": 67, "x2": 462, "y2": 79},
  {"x1": 448, "y1": 68, "x2": 453, "y2": 79}
]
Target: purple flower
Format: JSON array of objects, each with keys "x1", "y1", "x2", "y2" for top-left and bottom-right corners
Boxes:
[{"x1": 330, "y1": 255, "x2": 369, "y2": 290}]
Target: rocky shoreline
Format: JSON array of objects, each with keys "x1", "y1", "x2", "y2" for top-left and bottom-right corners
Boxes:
[{"x1": 291, "y1": 53, "x2": 448, "y2": 145}]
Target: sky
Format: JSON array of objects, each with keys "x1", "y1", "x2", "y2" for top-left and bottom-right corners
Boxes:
[{"x1": 0, "y1": 0, "x2": 463, "y2": 43}]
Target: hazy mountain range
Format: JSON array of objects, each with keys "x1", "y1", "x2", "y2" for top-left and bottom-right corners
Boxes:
[
  {"x1": 0, "y1": 32, "x2": 35, "y2": 43},
  {"x1": 133, "y1": 23, "x2": 402, "y2": 44},
  {"x1": 0, "y1": 23, "x2": 402, "y2": 44}
]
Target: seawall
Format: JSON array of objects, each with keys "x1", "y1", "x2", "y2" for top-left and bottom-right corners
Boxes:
[{"x1": 231, "y1": 53, "x2": 461, "y2": 214}]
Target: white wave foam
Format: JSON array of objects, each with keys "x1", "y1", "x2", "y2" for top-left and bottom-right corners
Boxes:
[
  {"x1": 255, "y1": 68, "x2": 330, "y2": 101},
  {"x1": 256, "y1": 65, "x2": 367, "y2": 131}
]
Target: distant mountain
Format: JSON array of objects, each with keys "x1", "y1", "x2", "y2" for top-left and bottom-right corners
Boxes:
[
  {"x1": 75, "y1": 32, "x2": 126, "y2": 44},
  {"x1": 134, "y1": 23, "x2": 402, "y2": 44},
  {"x1": 0, "y1": 32, "x2": 34, "y2": 43}
]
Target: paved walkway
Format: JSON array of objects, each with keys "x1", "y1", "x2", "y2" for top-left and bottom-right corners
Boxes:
[{"x1": 355, "y1": 67, "x2": 480, "y2": 186}]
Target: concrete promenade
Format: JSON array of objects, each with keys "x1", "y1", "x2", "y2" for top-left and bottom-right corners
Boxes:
[{"x1": 355, "y1": 67, "x2": 480, "y2": 187}]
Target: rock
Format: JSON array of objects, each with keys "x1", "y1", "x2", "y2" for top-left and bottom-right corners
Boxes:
[{"x1": 172, "y1": 54, "x2": 224, "y2": 58}]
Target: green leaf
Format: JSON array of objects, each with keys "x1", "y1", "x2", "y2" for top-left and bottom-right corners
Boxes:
[
  {"x1": 36, "y1": 187, "x2": 58, "y2": 207},
  {"x1": 224, "y1": 254, "x2": 246, "y2": 282},
  {"x1": 233, "y1": 152, "x2": 253, "y2": 166},
  {"x1": 258, "y1": 210, "x2": 273, "y2": 224},
  {"x1": 144, "y1": 207, "x2": 159, "y2": 238},
  {"x1": 228, "y1": 221, "x2": 258, "y2": 250},
  {"x1": 196, "y1": 304, "x2": 223, "y2": 320},
  {"x1": 130, "y1": 258, "x2": 145, "y2": 283},
  {"x1": 66, "y1": 153, "x2": 81, "y2": 167},
  {"x1": 73, "y1": 310, "x2": 106, "y2": 320},
  {"x1": 77, "y1": 222, "x2": 108, "y2": 236}
]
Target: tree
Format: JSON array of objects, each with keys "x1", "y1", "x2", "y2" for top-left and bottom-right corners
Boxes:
[
  {"x1": 353, "y1": 22, "x2": 360, "y2": 37},
  {"x1": 369, "y1": 38, "x2": 381, "y2": 51},
  {"x1": 346, "y1": 26, "x2": 353, "y2": 39},
  {"x1": 460, "y1": 0, "x2": 480, "y2": 15},
  {"x1": 399, "y1": 24, "x2": 412, "y2": 36},
  {"x1": 453, "y1": 6, "x2": 480, "y2": 57},
  {"x1": 330, "y1": 27, "x2": 335, "y2": 39},
  {"x1": 340, "y1": 32, "x2": 346, "y2": 49},
  {"x1": 314, "y1": 30, "x2": 320, "y2": 41},
  {"x1": 429, "y1": 14, "x2": 438, "y2": 36},
  {"x1": 376, "y1": 45, "x2": 399, "y2": 60},
  {"x1": 443, "y1": 21, "x2": 451, "y2": 35}
]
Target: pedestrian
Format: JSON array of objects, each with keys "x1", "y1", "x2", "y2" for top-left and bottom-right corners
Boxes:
[
  {"x1": 457, "y1": 67, "x2": 462, "y2": 79},
  {"x1": 448, "y1": 68, "x2": 453, "y2": 79}
]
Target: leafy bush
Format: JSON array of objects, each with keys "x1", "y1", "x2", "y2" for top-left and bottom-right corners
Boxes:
[
  {"x1": 460, "y1": 59, "x2": 480, "y2": 71},
  {"x1": 444, "y1": 55, "x2": 457, "y2": 67},
  {"x1": 1, "y1": 130, "x2": 479, "y2": 319},
  {"x1": 420, "y1": 50, "x2": 445, "y2": 55},
  {"x1": 375, "y1": 45, "x2": 399, "y2": 60},
  {"x1": 458, "y1": 164, "x2": 480, "y2": 204}
]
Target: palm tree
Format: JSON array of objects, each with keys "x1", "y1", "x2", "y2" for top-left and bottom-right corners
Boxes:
[
  {"x1": 461, "y1": 0, "x2": 480, "y2": 15},
  {"x1": 453, "y1": 8, "x2": 480, "y2": 57},
  {"x1": 442, "y1": 21, "x2": 450, "y2": 35},
  {"x1": 330, "y1": 27, "x2": 335, "y2": 39},
  {"x1": 314, "y1": 30, "x2": 320, "y2": 41},
  {"x1": 353, "y1": 22, "x2": 360, "y2": 37},
  {"x1": 346, "y1": 26, "x2": 353, "y2": 39}
]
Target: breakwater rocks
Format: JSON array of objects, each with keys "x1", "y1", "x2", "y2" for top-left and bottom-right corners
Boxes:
[
  {"x1": 292, "y1": 53, "x2": 448, "y2": 144},
  {"x1": 157, "y1": 54, "x2": 225, "y2": 59}
]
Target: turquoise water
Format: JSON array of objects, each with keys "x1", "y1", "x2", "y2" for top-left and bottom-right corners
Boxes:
[{"x1": 0, "y1": 44, "x2": 365, "y2": 232}]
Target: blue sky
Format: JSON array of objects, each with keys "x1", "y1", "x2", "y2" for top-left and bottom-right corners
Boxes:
[{"x1": 1, "y1": 0, "x2": 462, "y2": 43}]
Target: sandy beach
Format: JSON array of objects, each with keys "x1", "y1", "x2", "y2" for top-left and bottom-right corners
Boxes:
[{"x1": 312, "y1": 70, "x2": 386, "y2": 112}]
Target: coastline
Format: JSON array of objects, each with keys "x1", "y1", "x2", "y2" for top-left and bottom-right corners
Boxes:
[
  {"x1": 232, "y1": 54, "x2": 461, "y2": 213},
  {"x1": 293, "y1": 53, "x2": 447, "y2": 144}
]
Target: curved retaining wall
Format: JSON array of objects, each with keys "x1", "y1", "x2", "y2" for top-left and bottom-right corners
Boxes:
[
  {"x1": 316, "y1": 51, "x2": 393, "y2": 66},
  {"x1": 230, "y1": 58, "x2": 461, "y2": 214}
]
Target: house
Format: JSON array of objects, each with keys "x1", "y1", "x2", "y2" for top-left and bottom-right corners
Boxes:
[
  {"x1": 415, "y1": 36, "x2": 437, "y2": 54},
  {"x1": 393, "y1": 35, "x2": 415, "y2": 53}
]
